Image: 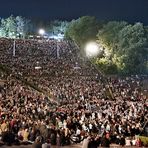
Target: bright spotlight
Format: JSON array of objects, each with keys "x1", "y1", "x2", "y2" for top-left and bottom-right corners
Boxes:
[
  {"x1": 85, "y1": 42, "x2": 100, "y2": 58},
  {"x1": 38, "y1": 29, "x2": 45, "y2": 35}
]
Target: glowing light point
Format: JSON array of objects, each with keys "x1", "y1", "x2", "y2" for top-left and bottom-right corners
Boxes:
[
  {"x1": 85, "y1": 42, "x2": 100, "y2": 58},
  {"x1": 38, "y1": 29, "x2": 45, "y2": 35}
]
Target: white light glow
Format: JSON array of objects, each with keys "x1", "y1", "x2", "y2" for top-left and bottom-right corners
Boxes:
[
  {"x1": 38, "y1": 29, "x2": 45, "y2": 35},
  {"x1": 85, "y1": 42, "x2": 100, "y2": 58},
  {"x1": 49, "y1": 33, "x2": 64, "y2": 40},
  {"x1": 35, "y1": 66, "x2": 42, "y2": 70}
]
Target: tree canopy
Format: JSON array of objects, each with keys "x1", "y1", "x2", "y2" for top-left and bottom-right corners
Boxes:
[
  {"x1": 96, "y1": 22, "x2": 148, "y2": 75},
  {"x1": 0, "y1": 15, "x2": 30, "y2": 38},
  {"x1": 65, "y1": 16, "x2": 99, "y2": 47}
]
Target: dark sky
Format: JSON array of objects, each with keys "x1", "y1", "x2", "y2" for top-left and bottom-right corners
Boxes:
[{"x1": 0, "y1": 0, "x2": 148, "y2": 24}]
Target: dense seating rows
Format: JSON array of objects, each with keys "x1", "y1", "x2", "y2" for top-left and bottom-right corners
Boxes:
[{"x1": 0, "y1": 38, "x2": 147, "y2": 147}]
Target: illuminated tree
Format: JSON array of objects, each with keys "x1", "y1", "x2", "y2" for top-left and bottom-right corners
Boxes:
[
  {"x1": 5, "y1": 15, "x2": 17, "y2": 38},
  {"x1": 0, "y1": 19, "x2": 7, "y2": 37},
  {"x1": 48, "y1": 20, "x2": 69, "y2": 36},
  {"x1": 16, "y1": 16, "x2": 26, "y2": 38},
  {"x1": 0, "y1": 15, "x2": 31, "y2": 38},
  {"x1": 97, "y1": 22, "x2": 148, "y2": 74},
  {"x1": 117, "y1": 23, "x2": 148, "y2": 74},
  {"x1": 65, "y1": 16, "x2": 99, "y2": 46},
  {"x1": 97, "y1": 21, "x2": 128, "y2": 53}
]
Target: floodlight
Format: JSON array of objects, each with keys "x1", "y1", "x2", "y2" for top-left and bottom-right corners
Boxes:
[
  {"x1": 85, "y1": 42, "x2": 100, "y2": 58},
  {"x1": 38, "y1": 29, "x2": 45, "y2": 35},
  {"x1": 35, "y1": 66, "x2": 42, "y2": 70}
]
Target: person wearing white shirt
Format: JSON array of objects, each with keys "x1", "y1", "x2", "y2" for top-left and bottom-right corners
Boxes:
[{"x1": 125, "y1": 137, "x2": 131, "y2": 146}]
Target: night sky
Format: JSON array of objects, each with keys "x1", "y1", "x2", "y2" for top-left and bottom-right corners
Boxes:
[{"x1": 0, "y1": 0, "x2": 148, "y2": 24}]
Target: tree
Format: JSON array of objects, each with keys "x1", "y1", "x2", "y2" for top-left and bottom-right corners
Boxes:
[
  {"x1": 16, "y1": 16, "x2": 26, "y2": 38},
  {"x1": 0, "y1": 15, "x2": 31, "y2": 38},
  {"x1": 5, "y1": 15, "x2": 17, "y2": 38},
  {"x1": 95, "y1": 57, "x2": 117, "y2": 74},
  {"x1": 65, "y1": 16, "x2": 99, "y2": 47},
  {"x1": 0, "y1": 18, "x2": 7, "y2": 37},
  {"x1": 47, "y1": 20, "x2": 69, "y2": 37},
  {"x1": 96, "y1": 21, "x2": 148, "y2": 75},
  {"x1": 117, "y1": 23, "x2": 148, "y2": 74},
  {"x1": 97, "y1": 21, "x2": 128, "y2": 53}
]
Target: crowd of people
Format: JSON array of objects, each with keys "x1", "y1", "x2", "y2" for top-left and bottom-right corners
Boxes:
[{"x1": 0, "y1": 38, "x2": 147, "y2": 148}]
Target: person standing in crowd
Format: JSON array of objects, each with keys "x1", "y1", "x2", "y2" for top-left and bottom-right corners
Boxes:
[
  {"x1": 42, "y1": 140, "x2": 51, "y2": 148},
  {"x1": 82, "y1": 136, "x2": 91, "y2": 148},
  {"x1": 100, "y1": 134, "x2": 110, "y2": 148},
  {"x1": 32, "y1": 136, "x2": 42, "y2": 148}
]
